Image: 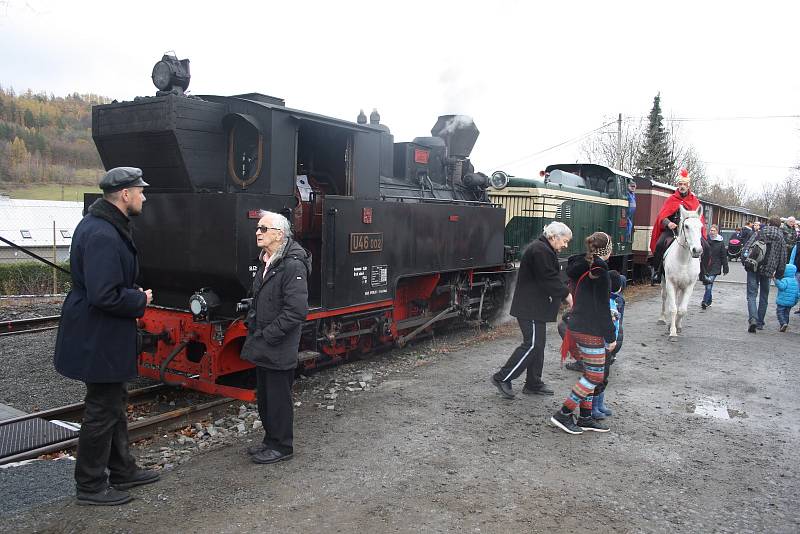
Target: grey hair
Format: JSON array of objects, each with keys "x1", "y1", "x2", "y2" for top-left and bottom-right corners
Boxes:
[
  {"x1": 543, "y1": 221, "x2": 572, "y2": 239},
  {"x1": 258, "y1": 210, "x2": 293, "y2": 239}
]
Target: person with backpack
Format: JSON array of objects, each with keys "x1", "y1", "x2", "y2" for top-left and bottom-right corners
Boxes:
[{"x1": 743, "y1": 216, "x2": 786, "y2": 333}]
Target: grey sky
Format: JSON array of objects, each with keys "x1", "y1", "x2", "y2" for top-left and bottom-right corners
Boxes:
[{"x1": 1, "y1": 0, "x2": 798, "y2": 187}]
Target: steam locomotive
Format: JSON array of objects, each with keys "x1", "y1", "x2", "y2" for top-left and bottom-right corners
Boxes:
[{"x1": 91, "y1": 55, "x2": 512, "y2": 401}]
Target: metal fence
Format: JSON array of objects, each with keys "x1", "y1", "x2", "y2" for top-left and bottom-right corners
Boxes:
[{"x1": 0, "y1": 196, "x2": 81, "y2": 295}]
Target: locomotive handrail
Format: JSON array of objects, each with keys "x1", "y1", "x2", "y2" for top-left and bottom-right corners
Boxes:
[{"x1": 379, "y1": 194, "x2": 500, "y2": 207}]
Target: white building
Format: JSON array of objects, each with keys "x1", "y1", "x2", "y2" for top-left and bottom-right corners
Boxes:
[{"x1": 0, "y1": 195, "x2": 84, "y2": 264}]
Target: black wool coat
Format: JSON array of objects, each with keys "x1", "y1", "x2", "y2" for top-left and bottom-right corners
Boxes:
[
  {"x1": 706, "y1": 238, "x2": 729, "y2": 276},
  {"x1": 241, "y1": 239, "x2": 310, "y2": 370},
  {"x1": 54, "y1": 199, "x2": 147, "y2": 383},
  {"x1": 509, "y1": 235, "x2": 570, "y2": 322}
]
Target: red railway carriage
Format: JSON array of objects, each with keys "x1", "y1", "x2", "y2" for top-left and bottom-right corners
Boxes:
[{"x1": 631, "y1": 177, "x2": 766, "y2": 276}]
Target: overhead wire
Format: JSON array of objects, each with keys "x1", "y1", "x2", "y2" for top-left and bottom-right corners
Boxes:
[
  {"x1": 488, "y1": 120, "x2": 617, "y2": 170},
  {"x1": 489, "y1": 114, "x2": 799, "y2": 173}
]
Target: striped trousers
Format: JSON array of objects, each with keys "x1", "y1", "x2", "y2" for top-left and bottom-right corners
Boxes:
[{"x1": 562, "y1": 330, "x2": 606, "y2": 413}]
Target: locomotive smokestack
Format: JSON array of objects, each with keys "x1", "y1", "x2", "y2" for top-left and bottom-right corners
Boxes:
[{"x1": 431, "y1": 115, "x2": 479, "y2": 158}]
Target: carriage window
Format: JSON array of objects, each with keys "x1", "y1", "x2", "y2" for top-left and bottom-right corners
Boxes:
[{"x1": 227, "y1": 119, "x2": 264, "y2": 187}]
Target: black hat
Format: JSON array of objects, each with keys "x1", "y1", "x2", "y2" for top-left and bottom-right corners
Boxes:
[
  {"x1": 608, "y1": 270, "x2": 623, "y2": 293},
  {"x1": 99, "y1": 167, "x2": 150, "y2": 192}
]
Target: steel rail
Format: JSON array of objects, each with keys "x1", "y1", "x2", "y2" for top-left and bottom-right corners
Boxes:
[
  {"x1": 0, "y1": 315, "x2": 62, "y2": 337},
  {"x1": 0, "y1": 394, "x2": 235, "y2": 465},
  {"x1": 0, "y1": 384, "x2": 169, "y2": 426}
]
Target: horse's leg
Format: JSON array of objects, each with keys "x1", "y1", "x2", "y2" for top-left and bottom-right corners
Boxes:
[
  {"x1": 658, "y1": 284, "x2": 667, "y2": 325},
  {"x1": 676, "y1": 281, "x2": 695, "y2": 334},
  {"x1": 675, "y1": 286, "x2": 685, "y2": 333},
  {"x1": 667, "y1": 281, "x2": 679, "y2": 341}
]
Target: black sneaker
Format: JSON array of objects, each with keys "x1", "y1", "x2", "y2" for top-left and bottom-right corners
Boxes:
[
  {"x1": 76, "y1": 487, "x2": 133, "y2": 506},
  {"x1": 522, "y1": 383, "x2": 554, "y2": 396},
  {"x1": 565, "y1": 360, "x2": 584, "y2": 372},
  {"x1": 780, "y1": 324, "x2": 788, "y2": 332},
  {"x1": 700, "y1": 302, "x2": 707, "y2": 310},
  {"x1": 110, "y1": 469, "x2": 160, "y2": 490},
  {"x1": 490, "y1": 375, "x2": 515, "y2": 399},
  {"x1": 246, "y1": 443, "x2": 269, "y2": 455},
  {"x1": 550, "y1": 411, "x2": 583, "y2": 435},
  {"x1": 577, "y1": 417, "x2": 610, "y2": 433},
  {"x1": 748, "y1": 322, "x2": 757, "y2": 333},
  {"x1": 251, "y1": 448, "x2": 293, "y2": 465}
]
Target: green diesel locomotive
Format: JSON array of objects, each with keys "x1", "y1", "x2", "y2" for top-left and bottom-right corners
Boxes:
[{"x1": 489, "y1": 163, "x2": 633, "y2": 273}]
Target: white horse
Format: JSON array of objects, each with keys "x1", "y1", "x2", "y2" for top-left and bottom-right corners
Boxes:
[{"x1": 658, "y1": 205, "x2": 704, "y2": 341}]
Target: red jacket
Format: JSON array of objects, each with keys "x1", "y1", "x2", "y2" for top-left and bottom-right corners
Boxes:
[{"x1": 649, "y1": 190, "x2": 707, "y2": 253}]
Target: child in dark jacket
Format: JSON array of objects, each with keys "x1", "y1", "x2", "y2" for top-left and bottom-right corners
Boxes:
[
  {"x1": 775, "y1": 263, "x2": 799, "y2": 332},
  {"x1": 551, "y1": 232, "x2": 616, "y2": 435},
  {"x1": 592, "y1": 270, "x2": 625, "y2": 419}
]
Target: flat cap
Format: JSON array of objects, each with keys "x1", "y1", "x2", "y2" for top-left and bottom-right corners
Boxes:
[{"x1": 99, "y1": 167, "x2": 150, "y2": 192}]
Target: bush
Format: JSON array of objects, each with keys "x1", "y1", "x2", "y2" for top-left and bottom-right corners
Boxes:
[{"x1": 0, "y1": 261, "x2": 71, "y2": 295}]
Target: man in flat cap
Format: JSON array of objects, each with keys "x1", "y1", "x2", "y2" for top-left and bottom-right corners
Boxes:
[{"x1": 54, "y1": 167, "x2": 159, "y2": 505}]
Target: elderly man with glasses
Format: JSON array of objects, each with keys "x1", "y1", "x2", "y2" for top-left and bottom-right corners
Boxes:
[{"x1": 241, "y1": 210, "x2": 311, "y2": 464}]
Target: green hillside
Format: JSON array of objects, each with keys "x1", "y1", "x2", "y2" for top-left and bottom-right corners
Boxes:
[{"x1": 0, "y1": 85, "x2": 107, "y2": 198}]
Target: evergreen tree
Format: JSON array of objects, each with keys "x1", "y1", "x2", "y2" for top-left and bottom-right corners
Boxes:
[{"x1": 636, "y1": 93, "x2": 675, "y2": 184}]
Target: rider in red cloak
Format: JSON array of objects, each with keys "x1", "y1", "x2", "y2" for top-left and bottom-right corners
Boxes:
[{"x1": 649, "y1": 169, "x2": 710, "y2": 284}]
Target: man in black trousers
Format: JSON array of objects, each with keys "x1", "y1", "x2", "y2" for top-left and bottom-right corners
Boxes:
[
  {"x1": 54, "y1": 167, "x2": 160, "y2": 506},
  {"x1": 491, "y1": 221, "x2": 573, "y2": 398},
  {"x1": 241, "y1": 210, "x2": 310, "y2": 464}
]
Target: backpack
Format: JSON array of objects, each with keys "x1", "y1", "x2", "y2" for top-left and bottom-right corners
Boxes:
[{"x1": 743, "y1": 238, "x2": 768, "y2": 273}]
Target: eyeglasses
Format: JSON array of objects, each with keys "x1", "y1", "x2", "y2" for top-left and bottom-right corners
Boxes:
[{"x1": 256, "y1": 226, "x2": 281, "y2": 233}]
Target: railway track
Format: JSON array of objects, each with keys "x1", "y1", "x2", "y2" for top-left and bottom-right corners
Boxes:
[
  {"x1": 0, "y1": 315, "x2": 61, "y2": 337},
  {"x1": 0, "y1": 384, "x2": 235, "y2": 465}
]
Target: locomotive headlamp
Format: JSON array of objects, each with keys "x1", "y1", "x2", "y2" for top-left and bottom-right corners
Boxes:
[
  {"x1": 152, "y1": 54, "x2": 191, "y2": 95},
  {"x1": 188, "y1": 288, "x2": 220, "y2": 322},
  {"x1": 490, "y1": 171, "x2": 509, "y2": 190}
]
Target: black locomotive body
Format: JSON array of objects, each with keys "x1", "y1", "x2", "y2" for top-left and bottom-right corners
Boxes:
[{"x1": 91, "y1": 59, "x2": 511, "y2": 400}]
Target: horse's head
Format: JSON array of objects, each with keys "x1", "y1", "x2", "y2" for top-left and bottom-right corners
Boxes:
[{"x1": 679, "y1": 205, "x2": 704, "y2": 258}]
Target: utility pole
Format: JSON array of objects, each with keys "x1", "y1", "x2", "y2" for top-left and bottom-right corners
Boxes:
[
  {"x1": 617, "y1": 113, "x2": 623, "y2": 170},
  {"x1": 52, "y1": 221, "x2": 57, "y2": 294}
]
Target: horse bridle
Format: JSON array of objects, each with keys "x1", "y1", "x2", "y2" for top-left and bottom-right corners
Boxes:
[{"x1": 674, "y1": 212, "x2": 700, "y2": 251}]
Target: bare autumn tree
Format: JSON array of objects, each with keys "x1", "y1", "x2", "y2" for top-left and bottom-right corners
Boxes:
[
  {"x1": 703, "y1": 177, "x2": 749, "y2": 207},
  {"x1": 747, "y1": 181, "x2": 781, "y2": 215},
  {"x1": 673, "y1": 143, "x2": 711, "y2": 197},
  {"x1": 578, "y1": 117, "x2": 646, "y2": 174},
  {"x1": 757, "y1": 172, "x2": 800, "y2": 217}
]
